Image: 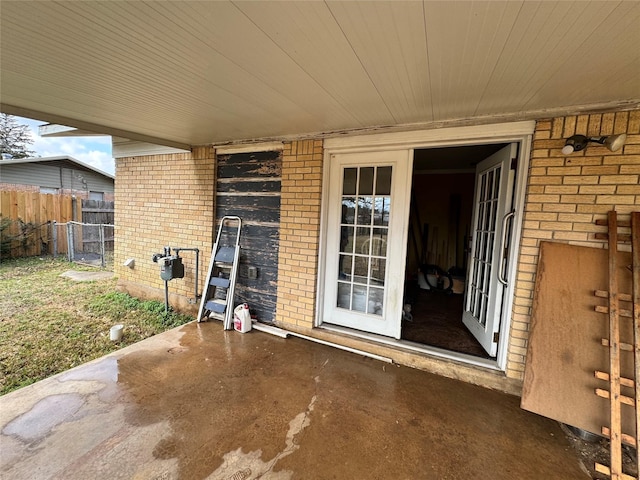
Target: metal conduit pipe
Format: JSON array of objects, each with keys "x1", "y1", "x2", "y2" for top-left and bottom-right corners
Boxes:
[{"x1": 172, "y1": 247, "x2": 200, "y2": 303}]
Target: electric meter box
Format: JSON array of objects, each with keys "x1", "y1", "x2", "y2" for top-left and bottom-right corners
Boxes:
[{"x1": 160, "y1": 256, "x2": 185, "y2": 281}]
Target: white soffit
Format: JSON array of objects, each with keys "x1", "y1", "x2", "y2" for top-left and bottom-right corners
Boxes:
[{"x1": 1, "y1": 1, "x2": 639, "y2": 149}]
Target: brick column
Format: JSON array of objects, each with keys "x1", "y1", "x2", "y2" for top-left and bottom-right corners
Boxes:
[{"x1": 276, "y1": 140, "x2": 324, "y2": 328}]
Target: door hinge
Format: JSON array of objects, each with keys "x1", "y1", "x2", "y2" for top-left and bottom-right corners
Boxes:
[{"x1": 493, "y1": 332, "x2": 500, "y2": 343}]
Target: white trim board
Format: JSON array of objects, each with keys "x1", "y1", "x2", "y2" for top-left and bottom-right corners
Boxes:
[{"x1": 324, "y1": 121, "x2": 535, "y2": 152}]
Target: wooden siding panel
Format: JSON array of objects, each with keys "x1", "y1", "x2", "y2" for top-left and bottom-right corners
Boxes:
[
  {"x1": 217, "y1": 179, "x2": 281, "y2": 194},
  {"x1": 215, "y1": 195, "x2": 280, "y2": 225},
  {"x1": 216, "y1": 151, "x2": 282, "y2": 178},
  {"x1": 215, "y1": 151, "x2": 281, "y2": 323}
]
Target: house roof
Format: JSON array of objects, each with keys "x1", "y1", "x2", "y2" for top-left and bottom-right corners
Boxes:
[
  {"x1": 1, "y1": 156, "x2": 115, "y2": 180},
  {"x1": 1, "y1": 1, "x2": 639, "y2": 149}
]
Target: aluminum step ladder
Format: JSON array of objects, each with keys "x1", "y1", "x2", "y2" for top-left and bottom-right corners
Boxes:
[{"x1": 197, "y1": 216, "x2": 242, "y2": 329}]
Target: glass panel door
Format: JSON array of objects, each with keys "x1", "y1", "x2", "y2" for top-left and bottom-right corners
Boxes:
[
  {"x1": 323, "y1": 150, "x2": 411, "y2": 338},
  {"x1": 462, "y1": 144, "x2": 516, "y2": 356}
]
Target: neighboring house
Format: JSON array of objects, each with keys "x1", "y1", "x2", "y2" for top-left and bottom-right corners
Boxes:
[
  {"x1": 1, "y1": 2, "x2": 639, "y2": 396},
  {"x1": 0, "y1": 156, "x2": 115, "y2": 201}
]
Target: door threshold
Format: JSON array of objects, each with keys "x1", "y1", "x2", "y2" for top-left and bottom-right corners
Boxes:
[
  {"x1": 321, "y1": 324, "x2": 500, "y2": 370},
  {"x1": 314, "y1": 324, "x2": 523, "y2": 395}
]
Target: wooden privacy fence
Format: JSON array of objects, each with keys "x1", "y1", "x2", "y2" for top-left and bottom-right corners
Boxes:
[
  {"x1": 0, "y1": 192, "x2": 115, "y2": 260},
  {"x1": 81, "y1": 199, "x2": 115, "y2": 225},
  {"x1": 0, "y1": 191, "x2": 78, "y2": 259}
]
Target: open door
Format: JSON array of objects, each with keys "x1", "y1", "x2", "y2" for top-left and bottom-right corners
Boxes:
[
  {"x1": 462, "y1": 144, "x2": 517, "y2": 356},
  {"x1": 323, "y1": 149, "x2": 411, "y2": 338}
]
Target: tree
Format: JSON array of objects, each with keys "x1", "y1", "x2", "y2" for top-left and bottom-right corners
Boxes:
[{"x1": 0, "y1": 114, "x2": 36, "y2": 159}]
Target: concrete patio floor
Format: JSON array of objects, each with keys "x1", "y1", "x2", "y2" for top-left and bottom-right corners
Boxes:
[{"x1": 1, "y1": 321, "x2": 588, "y2": 479}]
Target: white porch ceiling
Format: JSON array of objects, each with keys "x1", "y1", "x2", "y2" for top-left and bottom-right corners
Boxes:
[{"x1": 1, "y1": 1, "x2": 639, "y2": 149}]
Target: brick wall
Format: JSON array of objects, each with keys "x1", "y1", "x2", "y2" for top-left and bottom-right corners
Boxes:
[
  {"x1": 507, "y1": 109, "x2": 640, "y2": 380},
  {"x1": 276, "y1": 140, "x2": 324, "y2": 328},
  {"x1": 114, "y1": 146, "x2": 215, "y2": 312}
]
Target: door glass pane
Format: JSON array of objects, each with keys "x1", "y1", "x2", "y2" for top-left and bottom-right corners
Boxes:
[
  {"x1": 339, "y1": 254, "x2": 353, "y2": 279},
  {"x1": 368, "y1": 287, "x2": 384, "y2": 314},
  {"x1": 373, "y1": 197, "x2": 391, "y2": 226},
  {"x1": 357, "y1": 197, "x2": 372, "y2": 225},
  {"x1": 343, "y1": 168, "x2": 357, "y2": 195},
  {"x1": 375, "y1": 166, "x2": 392, "y2": 195},
  {"x1": 354, "y1": 226, "x2": 370, "y2": 254},
  {"x1": 359, "y1": 167, "x2": 375, "y2": 195},
  {"x1": 342, "y1": 198, "x2": 356, "y2": 224},
  {"x1": 337, "y1": 282, "x2": 351, "y2": 309},
  {"x1": 371, "y1": 228, "x2": 388, "y2": 256},
  {"x1": 369, "y1": 258, "x2": 386, "y2": 285},
  {"x1": 340, "y1": 226, "x2": 354, "y2": 253},
  {"x1": 352, "y1": 285, "x2": 367, "y2": 313},
  {"x1": 353, "y1": 256, "x2": 369, "y2": 280},
  {"x1": 336, "y1": 165, "x2": 391, "y2": 316}
]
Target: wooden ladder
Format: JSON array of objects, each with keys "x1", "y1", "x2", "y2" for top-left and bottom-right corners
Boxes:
[{"x1": 593, "y1": 211, "x2": 640, "y2": 480}]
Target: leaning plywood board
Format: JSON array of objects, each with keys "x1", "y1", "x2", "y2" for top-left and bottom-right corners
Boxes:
[{"x1": 521, "y1": 241, "x2": 635, "y2": 436}]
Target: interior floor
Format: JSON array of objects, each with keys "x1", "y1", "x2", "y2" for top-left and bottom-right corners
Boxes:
[{"x1": 401, "y1": 287, "x2": 491, "y2": 359}]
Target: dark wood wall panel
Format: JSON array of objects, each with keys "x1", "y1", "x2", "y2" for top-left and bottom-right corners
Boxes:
[
  {"x1": 215, "y1": 195, "x2": 281, "y2": 224},
  {"x1": 215, "y1": 150, "x2": 281, "y2": 323},
  {"x1": 217, "y1": 151, "x2": 282, "y2": 178},
  {"x1": 217, "y1": 179, "x2": 281, "y2": 193}
]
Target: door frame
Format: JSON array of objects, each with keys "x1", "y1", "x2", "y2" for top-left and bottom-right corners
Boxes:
[{"x1": 317, "y1": 121, "x2": 534, "y2": 371}]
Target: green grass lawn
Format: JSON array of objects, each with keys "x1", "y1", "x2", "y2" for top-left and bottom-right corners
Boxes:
[{"x1": 0, "y1": 256, "x2": 193, "y2": 395}]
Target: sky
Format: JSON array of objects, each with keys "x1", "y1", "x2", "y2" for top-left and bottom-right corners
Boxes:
[{"x1": 17, "y1": 116, "x2": 115, "y2": 176}]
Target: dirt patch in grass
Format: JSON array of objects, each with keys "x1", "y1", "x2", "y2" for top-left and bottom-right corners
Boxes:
[{"x1": 0, "y1": 256, "x2": 193, "y2": 395}]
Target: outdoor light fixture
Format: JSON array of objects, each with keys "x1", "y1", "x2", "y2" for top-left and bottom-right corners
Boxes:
[{"x1": 562, "y1": 133, "x2": 627, "y2": 155}]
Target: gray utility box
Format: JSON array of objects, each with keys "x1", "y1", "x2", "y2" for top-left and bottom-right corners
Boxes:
[{"x1": 160, "y1": 256, "x2": 185, "y2": 281}]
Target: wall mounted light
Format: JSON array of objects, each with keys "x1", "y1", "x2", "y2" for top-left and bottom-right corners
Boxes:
[{"x1": 562, "y1": 133, "x2": 627, "y2": 155}]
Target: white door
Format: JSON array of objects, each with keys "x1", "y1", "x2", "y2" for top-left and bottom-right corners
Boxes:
[
  {"x1": 323, "y1": 150, "x2": 411, "y2": 338},
  {"x1": 462, "y1": 144, "x2": 517, "y2": 356}
]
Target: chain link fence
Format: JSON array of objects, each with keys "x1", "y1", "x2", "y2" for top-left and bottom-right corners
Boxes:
[{"x1": 54, "y1": 221, "x2": 114, "y2": 268}]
